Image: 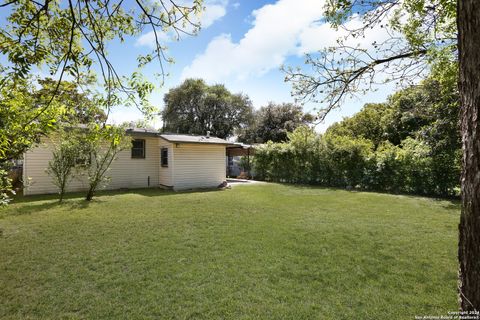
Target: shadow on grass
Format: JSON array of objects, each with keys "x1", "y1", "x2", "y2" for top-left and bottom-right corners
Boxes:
[
  {"x1": 5, "y1": 187, "x2": 225, "y2": 218},
  {"x1": 13, "y1": 187, "x2": 223, "y2": 203},
  {"x1": 282, "y1": 183, "x2": 461, "y2": 212},
  {"x1": 3, "y1": 197, "x2": 97, "y2": 217}
]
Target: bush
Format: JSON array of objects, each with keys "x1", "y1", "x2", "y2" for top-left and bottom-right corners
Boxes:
[
  {"x1": 252, "y1": 126, "x2": 459, "y2": 197},
  {"x1": 46, "y1": 129, "x2": 83, "y2": 202}
]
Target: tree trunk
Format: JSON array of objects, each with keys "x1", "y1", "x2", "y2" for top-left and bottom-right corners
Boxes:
[
  {"x1": 458, "y1": 0, "x2": 480, "y2": 310},
  {"x1": 59, "y1": 178, "x2": 66, "y2": 203},
  {"x1": 85, "y1": 185, "x2": 95, "y2": 201}
]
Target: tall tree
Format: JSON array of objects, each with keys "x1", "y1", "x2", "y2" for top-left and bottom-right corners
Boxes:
[
  {"x1": 0, "y1": 0, "x2": 203, "y2": 161},
  {"x1": 282, "y1": 0, "x2": 480, "y2": 309},
  {"x1": 328, "y1": 75, "x2": 460, "y2": 196},
  {"x1": 0, "y1": 79, "x2": 60, "y2": 163},
  {"x1": 284, "y1": 0, "x2": 456, "y2": 120},
  {"x1": 0, "y1": 77, "x2": 105, "y2": 205},
  {"x1": 458, "y1": 0, "x2": 480, "y2": 310},
  {"x1": 162, "y1": 79, "x2": 254, "y2": 139},
  {"x1": 329, "y1": 76, "x2": 459, "y2": 150},
  {"x1": 0, "y1": 79, "x2": 59, "y2": 205},
  {"x1": 0, "y1": 0, "x2": 203, "y2": 204},
  {"x1": 238, "y1": 102, "x2": 314, "y2": 143},
  {"x1": 327, "y1": 103, "x2": 388, "y2": 148},
  {"x1": 0, "y1": 0, "x2": 202, "y2": 104}
]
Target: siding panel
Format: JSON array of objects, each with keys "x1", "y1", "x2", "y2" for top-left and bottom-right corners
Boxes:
[
  {"x1": 158, "y1": 138, "x2": 173, "y2": 187},
  {"x1": 172, "y1": 143, "x2": 226, "y2": 190},
  {"x1": 23, "y1": 135, "x2": 227, "y2": 195},
  {"x1": 23, "y1": 135, "x2": 160, "y2": 195}
]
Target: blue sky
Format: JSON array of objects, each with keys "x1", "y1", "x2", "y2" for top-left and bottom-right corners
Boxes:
[
  {"x1": 2, "y1": 0, "x2": 399, "y2": 132},
  {"x1": 107, "y1": 0, "x2": 401, "y2": 132}
]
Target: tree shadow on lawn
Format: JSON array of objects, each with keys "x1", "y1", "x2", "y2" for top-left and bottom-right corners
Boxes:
[
  {"x1": 283, "y1": 183, "x2": 461, "y2": 212},
  {"x1": 5, "y1": 187, "x2": 224, "y2": 217},
  {"x1": 4, "y1": 195, "x2": 101, "y2": 217}
]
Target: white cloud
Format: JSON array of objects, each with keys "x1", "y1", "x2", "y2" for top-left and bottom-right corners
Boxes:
[
  {"x1": 136, "y1": 0, "x2": 228, "y2": 48},
  {"x1": 198, "y1": 2, "x2": 227, "y2": 28},
  {"x1": 296, "y1": 22, "x2": 341, "y2": 54},
  {"x1": 136, "y1": 31, "x2": 170, "y2": 49},
  {"x1": 182, "y1": 0, "x2": 326, "y2": 81},
  {"x1": 182, "y1": 0, "x2": 395, "y2": 82},
  {"x1": 296, "y1": 15, "x2": 393, "y2": 55}
]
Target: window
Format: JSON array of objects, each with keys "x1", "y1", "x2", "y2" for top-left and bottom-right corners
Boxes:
[
  {"x1": 131, "y1": 139, "x2": 145, "y2": 158},
  {"x1": 161, "y1": 147, "x2": 168, "y2": 167}
]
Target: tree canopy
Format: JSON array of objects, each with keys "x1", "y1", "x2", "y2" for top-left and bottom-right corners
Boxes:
[
  {"x1": 283, "y1": 0, "x2": 456, "y2": 118},
  {"x1": 238, "y1": 102, "x2": 314, "y2": 143},
  {"x1": 162, "y1": 79, "x2": 254, "y2": 139},
  {"x1": 0, "y1": 0, "x2": 203, "y2": 115},
  {"x1": 0, "y1": 78, "x2": 104, "y2": 163},
  {"x1": 0, "y1": 0, "x2": 204, "y2": 204},
  {"x1": 253, "y1": 72, "x2": 460, "y2": 197},
  {"x1": 327, "y1": 72, "x2": 460, "y2": 196},
  {"x1": 280, "y1": 0, "x2": 480, "y2": 309},
  {"x1": 34, "y1": 78, "x2": 107, "y2": 124},
  {"x1": 328, "y1": 73, "x2": 459, "y2": 151}
]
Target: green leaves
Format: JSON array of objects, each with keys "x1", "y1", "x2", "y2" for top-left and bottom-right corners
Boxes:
[
  {"x1": 285, "y1": 0, "x2": 457, "y2": 117},
  {"x1": 255, "y1": 71, "x2": 460, "y2": 197},
  {"x1": 0, "y1": 166, "x2": 13, "y2": 206},
  {"x1": 238, "y1": 103, "x2": 313, "y2": 144},
  {"x1": 46, "y1": 128, "x2": 84, "y2": 202},
  {"x1": 0, "y1": 0, "x2": 206, "y2": 205},
  {"x1": 162, "y1": 79, "x2": 254, "y2": 139},
  {"x1": 0, "y1": 77, "x2": 106, "y2": 204},
  {"x1": 81, "y1": 124, "x2": 129, "y2": 201},
  {"x1": 1, "y1": 0, "x2": 204, "y2": 119}
]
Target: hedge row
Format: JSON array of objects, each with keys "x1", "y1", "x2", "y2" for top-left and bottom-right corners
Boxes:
[{"x1": 253, "y1": 127, "x2": 460, "y2": 197}]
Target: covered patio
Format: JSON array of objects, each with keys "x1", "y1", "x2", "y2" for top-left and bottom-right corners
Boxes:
[{"x1": 226, "y1": 143, "x2": 255, "y2": 178}]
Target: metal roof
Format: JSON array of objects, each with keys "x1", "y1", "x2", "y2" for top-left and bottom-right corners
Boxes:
[
  {"x1": 125, "y1": 128, "x2": 231, "y2": 145},
  {"x1": 226, "y1": 142, "x2": 255, "y2": 149},
  {"x1": 125, "y1": 128, "x2": 159, "y2": 136},
  {"x1": 159, "y1": 134, "x2": 230, "y2": 145}
]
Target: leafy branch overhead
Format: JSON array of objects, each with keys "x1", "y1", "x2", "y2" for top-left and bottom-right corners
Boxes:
[
  {"x1": 0, "y1": 0, "x2": 204, "y2": 116},
  {"x1": 283, "y1": 0, "x2": 456, "y2": 120}
]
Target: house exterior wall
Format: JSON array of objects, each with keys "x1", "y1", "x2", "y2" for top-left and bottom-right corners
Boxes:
[
  {"x1": 23, "y1": 134, "x2": 228, "y2": 195},
  {"x1": 158, "y1": 138, "x2": 174, "y2": 187},
  {"x1": 23, "y1": 135, "x2": 160, "y2": 196},
  {"x1": 108, "y1": 135, "x2": 160, "y2": 190},
  {"x1": 23, "y1": 138, "x2": 89, "y2": 195},
  {"x1": 172, "y1": 142, "x2": 226, "y2": 190}
]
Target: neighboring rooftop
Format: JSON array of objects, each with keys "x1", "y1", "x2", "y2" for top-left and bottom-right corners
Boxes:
[
  {"x1": 125, "y1": 128, "x2": 159, "y2": 136},
  {"x1": 227, "y1": 142, "x2": 255, "y2": 149},
  {"x1": 160, "y1": 133, "x2": 230, "y2": 145}
]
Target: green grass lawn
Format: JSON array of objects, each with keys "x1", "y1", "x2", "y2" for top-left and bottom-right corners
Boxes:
[{"x1": 0, "y1": 184, "x2": 459, "y2": 319}]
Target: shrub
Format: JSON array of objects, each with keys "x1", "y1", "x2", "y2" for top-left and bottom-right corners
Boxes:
[
  {"x1": 252, "y1": 126, "x2": 459, "y2": 197},
  {"x1": 46, "y1": 131, "x2": 82, "y2": 202}
]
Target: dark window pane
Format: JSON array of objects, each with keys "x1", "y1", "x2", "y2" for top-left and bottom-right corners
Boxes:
[
  {"x1": 131, "y1": 139, "x2": 145, "y2": 158},
  {"x1": 161, "y1": 148, "x2": 168, "y2": 167},
  {"x1": 132, "y1": 140, "x2": 144, "y2": 148}
]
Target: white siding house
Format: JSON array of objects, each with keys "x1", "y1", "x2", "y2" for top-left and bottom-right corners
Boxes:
[{"x1": 23, "y1": 130, "x2": 229, "y2": 195}]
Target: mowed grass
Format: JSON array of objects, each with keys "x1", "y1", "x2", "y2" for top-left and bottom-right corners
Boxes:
[{"x1": 0, "y1": 183, "x2": 459, "y2": 319}]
